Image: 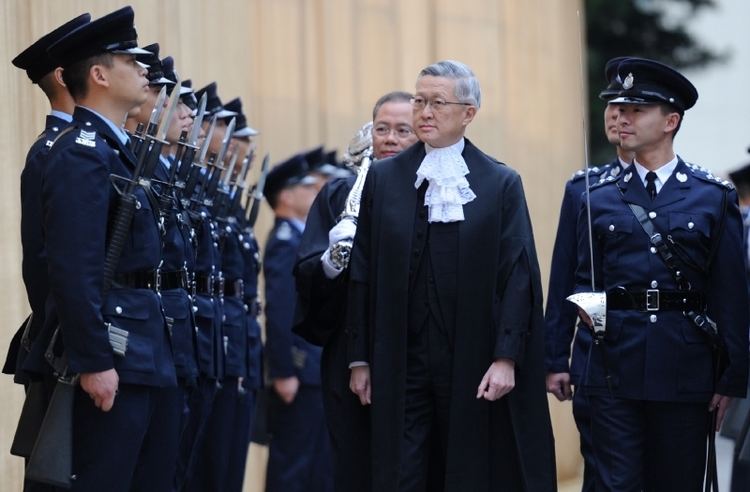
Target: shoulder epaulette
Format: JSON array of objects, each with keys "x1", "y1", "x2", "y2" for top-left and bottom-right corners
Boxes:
[
  {"x1": 570, "y1": 164, "x2": 610, "y2": 182},
  {"x1": 688, "y1": 166, "x2": 734, "y2": 190}
]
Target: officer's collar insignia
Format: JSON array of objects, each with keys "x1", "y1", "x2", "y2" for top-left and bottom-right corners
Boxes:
[
  {"x1": 676, "y1": 172, "x2": 688, "y2": 183},
  {"x1": 611, "y1": 166, "x2": 621, "y2": 177},
  {"x1": 45, "y1": 140, "x2": 54, "y2": 148},
  {"x1": 623, "y1": 73, "x2": 634, "y2": 90},
  {"x1": 75, "y1": 129, "x2": 96, "y2": 148},
  {"x1": 276, "y1": 221, "x2": 293, "y2": 241},
  {"x1": 623, "y1": 171, "x2": 632, "y2": 183}
]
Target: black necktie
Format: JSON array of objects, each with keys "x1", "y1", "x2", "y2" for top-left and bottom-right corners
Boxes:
[{"x1": 645, "y1": 171, "x2": 658, "y2": 201}]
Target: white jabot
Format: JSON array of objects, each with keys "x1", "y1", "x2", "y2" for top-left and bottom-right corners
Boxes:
[{"x1": 415, "y1": 138, "x2": 476, "y2": 223}]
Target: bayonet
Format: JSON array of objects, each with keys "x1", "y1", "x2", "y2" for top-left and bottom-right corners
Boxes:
[
  {"x1": 246, "y1": 153, "x2": 270, "y2": 228},
  {"x1": 155, "y1": 77, "x2": 182, "y2": 142},
  {"x1": 197, "y1": 115, "x2": 218, "y2": 165}
]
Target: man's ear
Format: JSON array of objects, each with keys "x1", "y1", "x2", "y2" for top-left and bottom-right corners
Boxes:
[
  {"x1": 89, "y1": 63, "x2": 109, "y2": 89},
  {"x1": 53, "y1": 67, "x2": 66, "y2": 87}
]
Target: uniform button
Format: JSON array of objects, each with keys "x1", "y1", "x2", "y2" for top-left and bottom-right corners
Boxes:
[
  {"x1": 688, "y1": 222, "x2": 694, "y2": 230},
  {"x1": 52, "y1": 126, "x2": 59, "y2": 131},
  {"x1": 85, "y1": 121, "x2": 92, "y2": 126},
  {"x1": 608, "y1": 225, "x2": 615, "y2": 232},
  {"x1": 213, "y1": 241, "x2": 219, "y2": 248},
  {"x1": 244, "y1": 304, "x2": 249, "y2": 312},
  {"x1": 225, "y1": 226, "x2": 231, "y2": 233},
  {"x1": 222, "y1": 315, "x2": 227, "y2": 322},
  {"x1": 115, "y1": 306, "x2": 123, "y2": 315},
  {"x1": 648, "y1": 211, "x2": 657, "y2": 219},
  {"x1": 650, "y1": 280, "x2": 658, "y2": 288},
  {"x1": 650, "y1": 246, "x2": 657, "y2": 254},
  {"x1": 193, "y1": 306, "x2": 198, "y2": 313},
  {"x1": 649, "y1": 314, "x2": 657, "y2": 323}
]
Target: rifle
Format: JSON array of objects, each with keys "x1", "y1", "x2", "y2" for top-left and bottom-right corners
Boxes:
[
  {"x1": 179, "y1": 115, "x2": 217, "y2": 210},
  {"x1": 24, "y1": 83, "x2": 182, "y2": 488}
]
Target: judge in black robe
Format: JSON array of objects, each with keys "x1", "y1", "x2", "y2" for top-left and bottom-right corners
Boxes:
[{"x1": 345, "y1": 60, "x2": 556, "y2": 491}]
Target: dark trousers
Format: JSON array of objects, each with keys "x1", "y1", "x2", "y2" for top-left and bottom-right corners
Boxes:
[
  {"x1": 71, "y1": 384, "x2": 181, "y2": 492},
  {"x1": 173, "y1": 377, "x2": 218, "y2": 491},
  {"x1": 589, "y1": 395, "x2": 709, "y2": 492},
  {"x1": 187, "y1": 377, "x2": 256, "y2": 492},
  {"x1": 265, "y1": 385, "x2": 333, "y2": 492},
  {"x1": 321, "y1": 328, "x2": 371, "y2": 492},
  {"x1": 572, "y1": 387, "x2": 597, "y2": 492},
  {"x1": 399, "y1": 314, "x2": 452, "y2": 492}
]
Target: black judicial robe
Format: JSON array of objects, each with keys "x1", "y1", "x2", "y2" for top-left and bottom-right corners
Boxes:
[
  {"x1": 346, "y1": 140, "x2": 556, "y2": 491},
  {"x1": 294, "y1": 175, "x2": 372, "y2": 492}
]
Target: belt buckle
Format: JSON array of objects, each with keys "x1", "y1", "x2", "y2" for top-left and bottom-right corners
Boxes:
[{"x1": 646, "y1": 289, "x2": 659, "y2": 311}]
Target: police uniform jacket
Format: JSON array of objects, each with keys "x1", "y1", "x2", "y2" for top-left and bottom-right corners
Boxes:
[
  {"x1": 218, "y1": 219, "x2": 250, "y2": 379},
  {"x1": 40, "y1": 106, "x2": 176, "y2": 387},
  {"x1": 576, "y1": 159, "x2": 749, "y2": 402},
  {"x1": 3, "y1": 114, "x2": 70, "y2": 380},
  {"x1": 152, "y1": 158, "x2": 199, "y2": 383},
  {"x1": 545, "y1": 160, "x2": 622, "y2": 383},
  {"x1": 239, "y1": 216, "x2": 263, "y2": 390},
  {"x1": 264, "y1": 217, "x2": 322, "y2": 386}
]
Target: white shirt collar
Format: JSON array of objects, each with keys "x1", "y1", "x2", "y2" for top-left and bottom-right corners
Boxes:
[
  {"x1": 50, "y1": 110, "x2": 73, "y2": 123},
  {"x1": 633, "y1": 154, "x2": 679, "y2": 193},
  {"x1": 618, "y1": 156, "x2": 631, "y2": 169}
]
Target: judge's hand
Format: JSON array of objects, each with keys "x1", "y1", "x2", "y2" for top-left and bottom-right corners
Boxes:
[
  {"x1": 577, "y1": 307, "x2": 593, "y2": 328},
  {"x1": 546, "y1": 372, "x2": 573, "y2": 401},
  {"x1": 350, "y1": 365, "x2": 371, "y2": 405},
  {"x1": 273, "y1": 376, "x2": 300, "y2": 404},
  {"x1": 477, "y1": 358, "x2": 515, "y2": 401},
  {"x1": 80, "y1": 368, "x2": 119, "y2": 412},
  {"x1": 709, "y1": 394, "x2": 733, "y2": 432}
]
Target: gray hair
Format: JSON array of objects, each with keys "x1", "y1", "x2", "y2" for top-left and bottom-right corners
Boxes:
[
  {"x1": 418, "y1": 60, "x2": 481, "y2": 108},
  {"x1": 372, "y1": 91, "x2": 413, "y2": 120}
]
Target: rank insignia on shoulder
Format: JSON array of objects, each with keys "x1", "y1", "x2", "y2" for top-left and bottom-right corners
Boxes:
[
  {"x1": 45, "y1": 140, "x2": 55, "y2": 148},
  {"x1": 75, "y1": 129, "x2": 97, "y2": 148},
  {"x1": 276, "y1": 221, "x2": 293, "y2": 241}
]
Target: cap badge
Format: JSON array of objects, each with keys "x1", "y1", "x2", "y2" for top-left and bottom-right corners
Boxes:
[
  {"x1": 676, "y1": 172, "x2": 688, "y2": 183},
  {"x1": 624, "y1": 171, "x2": 632, "y2": 183},
  {"x1": 623, "y1": 72, "x2": 634, "y2": 90}
]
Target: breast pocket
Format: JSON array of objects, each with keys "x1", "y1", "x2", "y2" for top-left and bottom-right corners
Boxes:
[
  {"x1": 596, "y1": 214, "x2": 634, "y2": 264},
  {"x1": 128, "y1": 188, "x2": 161, "y2": 265},
  {"x1": 668, "y1": 211, "x2": 712, "y2": 265}
]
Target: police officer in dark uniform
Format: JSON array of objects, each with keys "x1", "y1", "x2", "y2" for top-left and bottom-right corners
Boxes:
[
  {"x1": 179, "y1": 85, "x2": 235, "y2": 492},
  {"x1": 6, "y1": 13, "x2": 91, "y2": 492},
  {"x1": 263, "y1": 154, "x2": 333, "y2": 492},
  {"x1": 40, "y1": 7, "x2": 180, "y2": 490},
  {"x1": 544, "y1": 57, "x2": 633, "y2": 491},
  {"x1": 575, "y1": 58, "x2": 750, "y2": 490}
]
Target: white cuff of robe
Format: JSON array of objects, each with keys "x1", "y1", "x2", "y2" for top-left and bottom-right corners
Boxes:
[
  {"x1": 349, "y1": 361, "x2": 369, "y2": 369},
  {"x1": 321, "y1": 248, "x2": 344, "y2": 279}
]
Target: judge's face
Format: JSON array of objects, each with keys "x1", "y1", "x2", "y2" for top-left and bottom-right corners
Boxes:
[
  {"x1": 412, "y1": 75, "x2": 476, "y2": 148},
  {"x1": 371, "y1": 101, "x2": 418, "y2": 159}
]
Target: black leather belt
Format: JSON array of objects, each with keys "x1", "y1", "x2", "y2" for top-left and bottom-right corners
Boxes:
[
  {"x1": 194, "y1": 272, "x2": 214, "y2": 296},
  {"x1": 224, "y1": 278, "x2": 244, "y2": 299},
  {"x1": 607, "y1": 287, "x2": 705, "y2": 312},
  {"x1": 160, "y1": 269, "x2": 190, "y2": 291},
  {"x1": 114, "y1": 269, "x2": 159, "y2": 291}
]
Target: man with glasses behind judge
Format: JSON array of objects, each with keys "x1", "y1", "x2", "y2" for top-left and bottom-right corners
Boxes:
[
  {"x1": 345, "y1": 60, "x2": 556, "y2": 491},
  {"x1": 294, "y1": 90, "x2": 417, "y2": 491}
]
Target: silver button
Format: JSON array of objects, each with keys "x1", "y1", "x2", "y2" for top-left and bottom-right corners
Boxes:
[
  {"x1": 244, "y1": 304, "x2": 249, "y2": 312},
  {"x1": 192, "y1": 306, "x2": 198, "y2": 313},
  {"x1": 222, "y1": 314, "x2": 227, "y2": 322},
  {"x1": 608, "y1": 224, "x2": 615, "y2": 232},
  {"x1": 649, "y1": 314, "x2": 657, "y2": 323},
  {"x1": 648, "y1": 211, "x2": 657, "y2": 219},
  {"x1": 688, "y1": 221, "x2": 694, "y2": 230},
  {"x1": 115, "y1": 306, "x2": 123, "y2": 315},
  {"x1": 85, "y1": 121, "x2": 92, "y2": 126},
  {"x1": 225, "y1": 226, "x2": 231, "y2": 233},
  {"x1": 650, "y1": 246, "x2": 657, "y2": 254},
  {"x1": 650, "y1": 280, "x2": 658, "y2": 288},
  {"x1": 52, "y1": 126, "x2": 59, "y2": 131}
]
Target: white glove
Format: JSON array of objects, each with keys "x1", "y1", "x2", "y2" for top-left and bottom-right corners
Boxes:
[
  {"x1": 321, "y1": 247, "x2": 343, "y2": 279},
  {"x1": 328, "y1": 217, "x2": 357, "y2": 247}
]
